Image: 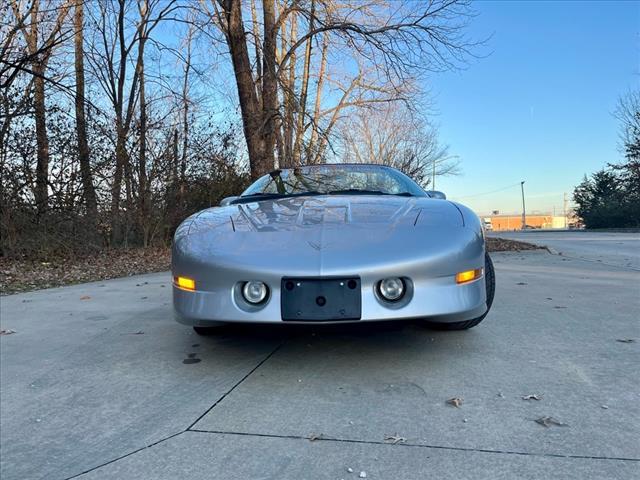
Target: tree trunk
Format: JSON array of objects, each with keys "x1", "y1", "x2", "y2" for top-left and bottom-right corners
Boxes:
[
  {"x1": 250, "y1": 0, "x2": 262, "y2": 108},
  {"x1": 222, "y1": 0, "x2": 266, "y2": 179},
  {"x1": 282, "y1": 13, "x2": 296, "y2": 167},
  {"x1": 307, "y1": 33, "x2": 328, "y2": 162},
  {"x1": 110, "y1": 126, "x2": 126, "y2": 244},
  {"x1": 180, "y1": 25, "x2": 192, "y2": 179},
  {"x1": 73, "y1": 0, "x2": 98, "y2": 224},
  {"x1": 27, "y1": 0, "x2": 49, "y2": 215},
  {"x1": 109, "y1": 0, "x2": 127, "y2": 244},
  {"x1": 261, "y1": 0, "x2": 277, "y2": 173},
  {"x1": 32, "y1": 65, "x2": 50, "y2": 215},
  {"x1": 14, "y1": 0, "x2": 71, "y2": 215},
  {"x1": 138, "y1": 33, "x2": 148, "y2": 246},
  {"x1": 292, "y1": 0, "x2": 314, "y2": 164}
]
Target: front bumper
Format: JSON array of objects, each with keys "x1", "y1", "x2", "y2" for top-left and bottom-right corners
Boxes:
[{"x1": 173, "y1": 274, "x2": 487, "y2": 326}]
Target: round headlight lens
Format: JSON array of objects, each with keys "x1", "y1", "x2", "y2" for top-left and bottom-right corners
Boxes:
[
  {"x1": 242, "y1": 281, "x2": 268, "y2": 304},
  {"x1": 378, "y1": 277, "x2": 405, "y2": 301}
]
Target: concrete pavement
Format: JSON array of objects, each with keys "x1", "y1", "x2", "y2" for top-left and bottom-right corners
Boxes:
[
  {"x1": 490, "y1": 230, "x2": 640, "y2": 270},
  {"x1": 1, "y1": 242, "x2": 639, "y2": 479}
]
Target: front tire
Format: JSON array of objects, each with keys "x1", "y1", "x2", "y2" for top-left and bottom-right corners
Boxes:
[{"x1": 425, "y1": 253, "x2": 495, "y2": 331}]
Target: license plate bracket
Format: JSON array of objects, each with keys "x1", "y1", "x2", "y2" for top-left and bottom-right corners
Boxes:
[{"x1": 281, "y1": 277, "x2": 361, "y2": 321}]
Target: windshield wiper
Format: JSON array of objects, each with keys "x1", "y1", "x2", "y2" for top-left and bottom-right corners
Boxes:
[{"x1": 328, "y1": 189, "x2": 415, "y2": 196}]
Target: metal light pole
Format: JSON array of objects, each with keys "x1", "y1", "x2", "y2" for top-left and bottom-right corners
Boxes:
[
  {"x1": 520, "y1": 181, "x2": 526, "y2": 230},
  {"x1": 432, "y1": 159, "x2": 436, "y2": 190}
]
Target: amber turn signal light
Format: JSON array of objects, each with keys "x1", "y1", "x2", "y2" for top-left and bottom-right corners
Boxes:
[
  {"x1": 455, "y1": 268, "x2": 483, "y2": 284},
  {"x1": 175, "y1": 276, "x2": 196, "y2": 291}
]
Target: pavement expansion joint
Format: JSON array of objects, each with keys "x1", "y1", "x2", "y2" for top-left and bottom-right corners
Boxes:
[
  {"x1": 552, "y1": 252, "x2": 640, "y2": 272},
  {"x1": 63, "y1": 431, "x2": 185, "y2": 480},
  {"x1": 63, "y1": 342, "x2": 286, "y2": 480},
  {"x1": 187, "y1": 429, "x2": 640, "y2": 463},
  {"x1": 186, "y1": 341, "x2": 285, "y2": 430}
]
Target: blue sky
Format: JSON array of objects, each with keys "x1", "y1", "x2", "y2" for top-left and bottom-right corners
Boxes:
[{"x1": 431, "y1": 0, "x2": 639, "y2": 215}]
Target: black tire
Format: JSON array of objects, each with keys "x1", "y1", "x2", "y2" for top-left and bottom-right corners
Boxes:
[
  {"x1": 193, "y1": 325, "x2": 225, "y2": 336},
  {"x1": 425, "y1": 253, "x2": 495, "y2": 331}
]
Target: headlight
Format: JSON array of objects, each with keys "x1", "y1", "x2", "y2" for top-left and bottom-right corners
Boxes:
[
  {"x1": 378, "y1": 277, "x2": 405, "y2": 301},
  {"x1": 242, "y1": 281, "x2": 268, "y2": 304}
]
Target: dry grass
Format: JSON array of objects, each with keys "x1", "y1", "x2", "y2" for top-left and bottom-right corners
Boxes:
[
  {"x1": 1, "y1": 247, "x2": 171, "y2": 295},
  {"x1": 486, "y1": 237, "x2": 543, "y2": 253}
]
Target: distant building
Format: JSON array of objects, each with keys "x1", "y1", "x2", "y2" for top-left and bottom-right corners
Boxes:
[{"x1": 484, "y1": 215, "x2": 568, "y2": 231}]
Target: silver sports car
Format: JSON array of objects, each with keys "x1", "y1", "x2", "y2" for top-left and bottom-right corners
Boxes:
[{"x1": 172, "y1": 164, "x2": 495, "y2": 334}]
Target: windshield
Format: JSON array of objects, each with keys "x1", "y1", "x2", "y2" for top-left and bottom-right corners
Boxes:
[{"x1": 239, "y1": 164, "x2": 426, "y2": 200}]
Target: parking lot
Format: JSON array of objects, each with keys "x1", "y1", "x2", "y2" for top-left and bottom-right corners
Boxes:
[{"x1": 1, "y1": 232, "x2": 639, "y2": 479}]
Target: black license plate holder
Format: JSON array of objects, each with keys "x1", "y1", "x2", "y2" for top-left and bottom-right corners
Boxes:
[{"x1": 281, "y1": 277, "x2": 361, "y2": 321}]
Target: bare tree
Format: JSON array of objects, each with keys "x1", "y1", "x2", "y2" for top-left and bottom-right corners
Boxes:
[
  {"x1": 207, "y1": 0, "x2": 477, "y2": 178},
  {"x1": 610, "y1": 89, "x2": 640, "y2": 200},
  {"x1": 209, "y1": 0, "x2": 272, "y2": 179},
  {"x1": 73, "y1": 0, "x2": 98, "y2": 224},
  {"x1": 615, "y1": 89, "x2": 640, "y2": 162},
  {"x1": 85, "y1": 0, "x2": 177, "y2": 242},
  {"x1": 9, "y1": 0, "x2": 72, "y2": 214},
  {"x1": 339, "y1": 102, "x2": 459, "y2": 187}
]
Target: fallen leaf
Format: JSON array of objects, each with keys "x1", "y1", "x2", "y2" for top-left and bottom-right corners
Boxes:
[
  {"x1": 308, "y1": 433, "x2": 324, "y2": 441},
  {"x1": 535, "y1": 416, "x2": 568, "y2": 427},
  {"x1": 0, "y1": 329, "x2": 16, "y2": 336},
  {"x1": 616, "y1": 339, "x2": 635, "y2": 343},
  {"x1": 522, "y1": 394, "x2": 543, "y2": 401},
  {"x1": 446, "y1": 397, "x2": 463, "y2": 408},
  {"x1": 601, "y1": 405, "x2": 609, "y2": 409},
  {"x1": 80, "y1": 295, "x2": 91, "y2": 300},
  {"x1": 384, "y1": 434, "x2": 406, "y2": 444}
]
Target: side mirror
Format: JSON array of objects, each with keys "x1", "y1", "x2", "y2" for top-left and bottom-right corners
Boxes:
[
  {"x1": 426, "y1": 190, "x2": 446, "y2": 200},
  {"x1": 219, "y1": 196, "x2": 239, "y2": 206}
]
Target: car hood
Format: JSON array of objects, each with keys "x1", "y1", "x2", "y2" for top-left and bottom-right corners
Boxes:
[
  {"x1": 174, "y1": 196, "x2": 479, "y2": 276},
  {"x1": 185, "y1": 195, "x2": 462, "y2": 234}
]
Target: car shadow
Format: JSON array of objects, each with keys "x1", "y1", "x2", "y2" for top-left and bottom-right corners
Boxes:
[{"x1": 187, "y1": 319, "x2": 479, "y2": 365}]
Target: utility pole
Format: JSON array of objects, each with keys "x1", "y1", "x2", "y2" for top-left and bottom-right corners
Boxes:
[
  {"x1": 520, "y1": 181, "x2": 526, "y2": 230},
  {"x1": 563, "y1": 192, "x2": 568, "y2": 229},
  {"x1": 432, "y1": 159, "x2": 436, "y2": 190}
]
